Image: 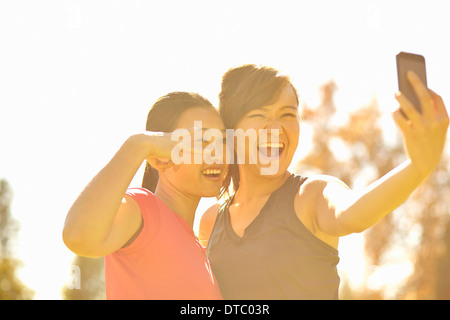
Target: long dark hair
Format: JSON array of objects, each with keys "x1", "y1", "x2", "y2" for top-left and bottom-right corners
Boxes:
[
  {"x1": 142, "y1": 91, "x2": 214, "y2": 192},
  {"x1": 218, "y1": 64, "x2": 299, "y2": 198}
]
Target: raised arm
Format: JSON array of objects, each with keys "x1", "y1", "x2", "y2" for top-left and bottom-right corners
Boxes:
[
  {"x1": 62, "y1": 132, "x2": 176, "y2": 257},
  {"x1": 303, "y1": 72, "x2": 449, "y2": 238}
]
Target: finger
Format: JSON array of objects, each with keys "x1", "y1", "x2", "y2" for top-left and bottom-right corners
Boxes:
[
  {"x1": 428, "y1": 89, "x2": 449, "y2": 120},
  {"x1": 178, "y1": 139, "x2": 204, "y2": 155},
  {"x1": 395, "y1": 91, "x2": 421, "y2": 124},
  {"x1": 407, "y1": 71, "x2": 433, "y2": 117},
  {"x1": 183, "y1": 126, "x2": 204, "y2": 138},
  {"x1": 392, "y1": 107, "x2": 411, "y2": 134}
]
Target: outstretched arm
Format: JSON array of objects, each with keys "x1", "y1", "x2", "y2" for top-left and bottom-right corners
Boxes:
[{"x1": 309, "y1": 72, "x2": 449, "y2": 237}]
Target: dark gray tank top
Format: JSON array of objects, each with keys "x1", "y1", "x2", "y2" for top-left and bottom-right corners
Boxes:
[{"x1": 207, "y1": 174, "x2": 340, "y2": 299}]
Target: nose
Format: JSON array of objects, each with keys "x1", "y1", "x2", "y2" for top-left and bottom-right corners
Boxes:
[
  {"x1": 206, "y1": 139, "x2": 228, "y2": 165},
  {"x1": 263, "y1": 119, "x2": 283, "y2": 135}
]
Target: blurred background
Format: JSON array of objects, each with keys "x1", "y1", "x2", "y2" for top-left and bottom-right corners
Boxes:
[{"x1": 0, "y1": 0, "x2": 449, "y2": 299}]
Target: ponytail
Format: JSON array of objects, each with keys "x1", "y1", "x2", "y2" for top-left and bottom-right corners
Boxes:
[{"x1": 142, "y1": 162, "x2": 159, "y2": 193}]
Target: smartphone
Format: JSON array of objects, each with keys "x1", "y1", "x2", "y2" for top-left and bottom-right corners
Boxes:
[{"x1": 396, "y1": 51, "x2": 427, "y2": 114}]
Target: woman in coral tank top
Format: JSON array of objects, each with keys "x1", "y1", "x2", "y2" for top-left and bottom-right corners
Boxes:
[{"x1": 63, "y1": 92, "x2": 225, "y2": 299}]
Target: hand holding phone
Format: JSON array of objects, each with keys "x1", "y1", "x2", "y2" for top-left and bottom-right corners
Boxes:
[
  {"x1": 393, "y1": 52, "x2": 449, "y2": 180},
  {"x1": 396, "y1": 52, "x2": 427, "y2": 114}
]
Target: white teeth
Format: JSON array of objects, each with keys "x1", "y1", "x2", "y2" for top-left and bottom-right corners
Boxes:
[
  {"x1": 258, "y1": 142, "x2": 284, "y2": 148},
  {"x1": 202, "y1": 169, "x2": 222, "y2": 175}
]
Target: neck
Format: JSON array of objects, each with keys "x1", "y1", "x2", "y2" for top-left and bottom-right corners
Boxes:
[
  {"x1": 154, "y1": 177, "x2": 200, "y2": 228},
  {"x1": 235, "y1": 167, "x2": 291, "y2": 201}
]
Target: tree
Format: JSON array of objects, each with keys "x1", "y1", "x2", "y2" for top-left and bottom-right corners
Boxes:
[
  {"x1": 395, "y1": 159, "x2": 450, "y2": 299},
  {"x1": 436, "y1": 220, "x2": 450, "y2": 299},
  {"x1": 0, "y1": 179, "x2": 34, "y2": 300},
  {"x1": 296, "y1": 80, "x2": 450, "y2": 299},
  {"x1": 61, "y1": 255, "x2": 105, "y2": 300}
]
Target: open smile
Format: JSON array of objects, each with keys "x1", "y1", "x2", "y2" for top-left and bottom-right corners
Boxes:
[
  {"x1": 201, "y1": 167, "x2": 224, "y2": 180},
  {"x1": 257, "y1": 142, "x2": 286, "y2": 158}
]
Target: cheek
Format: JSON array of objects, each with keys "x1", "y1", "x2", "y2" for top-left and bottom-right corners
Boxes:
[
  {"x1": 288, "y1": 123, "x2": 300, "y2": 141},
  {"x1": 176, "y1": 164, "x2": 201, "y2": 180},
  {"x1": 165, "y1": 164, "x2": 200, "y2": 188},
  {"x1": 285, "y1": 123, "x2": 300, "y2": 155}
]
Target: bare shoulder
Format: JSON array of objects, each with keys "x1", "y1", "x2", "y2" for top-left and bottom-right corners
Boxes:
[
  {"x1": 298, "y1": 175, "x2": 349, "y2": 201},
  {"x1": 201, "y1": 202, "x2": 220, "y2": 221},
  {"x1": 302, "y1": 174, "x2": 349, "y2": 188},
  {"x1": 295, "y1": 175, "x2": 330, "y2": 220},
  {"x1": 294, "y1": 174, "x2": 350, "y2": 248},
  {"x1": 198, "y1": 203, "x2": 220, "y2": 247}
]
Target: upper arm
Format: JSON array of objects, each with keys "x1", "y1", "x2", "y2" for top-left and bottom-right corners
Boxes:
[
  {"x1": 198, "y1": 203, "x2": 220, "y2": 247},
  {"x1": 297, "y1": 175, "x2": 354, "y2": 238},
  {"x1": 101, "y1": 195, "x2": 143, "y2": 255},
  {"x1": 67, "y1": 195, "x2": 143, "y2": 257}
]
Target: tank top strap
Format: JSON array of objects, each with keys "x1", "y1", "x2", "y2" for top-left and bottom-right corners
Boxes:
[
  {"x1": 259, "y1": 174, "x2": 307, "y2": 214},
  {"x1": 279, "y1": 174, "x2": 308, "y2": 200},
  {"x1": 214, "y1": 174, "x2": 307, "y2": 227}
]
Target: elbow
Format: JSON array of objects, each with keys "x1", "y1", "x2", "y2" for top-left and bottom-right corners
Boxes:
[
  {"x1": 62, "y1": 226, "x2": 84, "y2": 255},
  {"x1": 62, "y1": 226, "x2": 104, "y2": 258},
  {"x1": 345, "y1": 225, "x2": 367, "y2": 235},
  {"x1": 62, "y1": 212, "x2": 86, "y2": 254},
  {"x1": 335, "y1": 218, "x2": 368, "y2": 236}
]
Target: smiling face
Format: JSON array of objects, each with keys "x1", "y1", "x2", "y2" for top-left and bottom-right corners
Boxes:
[
  {"x1": 218, "y1": 64, "x2": 300, "y2": 195},
  {"x1": 161, "y1": 106, "x2": 228, "y2": 198},
  {"x1": 234, "y1": 84, "x2": 300, "y2": 177}
]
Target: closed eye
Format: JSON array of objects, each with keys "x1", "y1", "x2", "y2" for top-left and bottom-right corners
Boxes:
[
  {"x1": 247, "y1": 113, "x2": 264, "y2": 118},
  {"x1": 282, "y1": 113, "x2": 297, "y2": 118}
]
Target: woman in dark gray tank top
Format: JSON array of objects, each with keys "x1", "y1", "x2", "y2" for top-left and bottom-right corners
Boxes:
[
  {"x1": 207, "y1": 174, "x2": 340, "y2": 299},
  {"x1": 202, "y1": 64, "x2": 448, "y2": 300}
]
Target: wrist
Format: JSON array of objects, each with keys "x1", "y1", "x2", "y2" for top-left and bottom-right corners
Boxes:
[
  {"x1": 125, "y1": 132, "x2": 170, "y2": 159},
  {"x1": 122, "y1": 134, "x2": 156, "y2": 159},
  {"x1": 404, "y1": 158, "x2": 429, "y2": 185}
]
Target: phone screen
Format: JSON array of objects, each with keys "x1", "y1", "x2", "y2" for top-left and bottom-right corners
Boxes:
[{"x1": 396, "y1": 52, "x2": 427, "y2": 113}]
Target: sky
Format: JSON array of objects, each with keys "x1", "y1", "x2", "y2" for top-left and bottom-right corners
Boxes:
[{"x1": 0, "y1": 0, "x2": 449, "y2": 299}]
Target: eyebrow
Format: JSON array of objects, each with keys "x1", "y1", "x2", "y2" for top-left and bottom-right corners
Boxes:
[
  {"x1": 203, "y1": 128, "x2": 227, "y2": 134},
  {"x1": 280, "y1": 105, "x2": 298, "y2": 111},
  {"x1": 187, "y1": 127, "x2": 227, "y2": 134},
  {"x1": 251, "y1": 105, "x2": 298, "y2": 112}
]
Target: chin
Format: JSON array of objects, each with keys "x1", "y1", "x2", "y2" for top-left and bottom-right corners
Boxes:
[
  {"x1": 256, "y1": 160, "x2": 290, "y2": 178},
  {"x1": 191, "y1": 185, "x2": 221, "y2": 198},
  {"x1": 204, "y1": 185, "x2": 222, "y2": 197}
]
